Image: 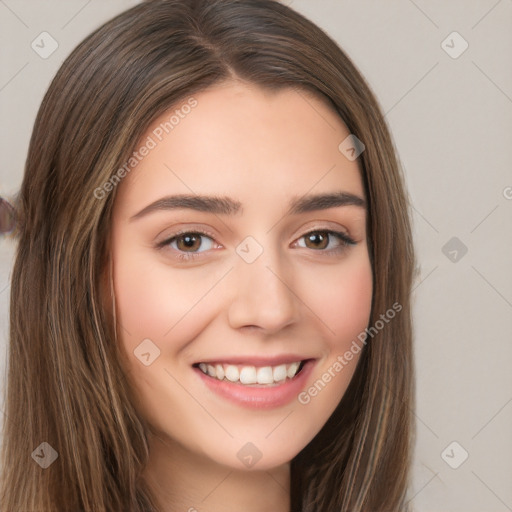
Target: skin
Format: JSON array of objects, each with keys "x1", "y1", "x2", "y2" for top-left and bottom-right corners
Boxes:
[{"x1": 108, "y1": 80, "x2": 373, "y2": 512}]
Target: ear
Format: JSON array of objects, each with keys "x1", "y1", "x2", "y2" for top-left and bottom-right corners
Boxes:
[{"x1": 0, "y1": 197, "x2": 16, "y2": 234}]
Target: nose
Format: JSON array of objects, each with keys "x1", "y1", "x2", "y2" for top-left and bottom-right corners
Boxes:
[{"x1": 227, "y1": 245, "x2": 300, "y2": 334}]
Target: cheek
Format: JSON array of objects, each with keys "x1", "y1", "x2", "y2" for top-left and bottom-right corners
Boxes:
[
  {"x1": 112, "y1": 244, "x2": 215, "y2": 348},
  {"x1": 289, "y1": 257, "x2": 372, "y2": 442},
  {"x1": 306, "y1": 253, "x2": 373, "y2": 346},
  {"x1": 110, "y1": 244, "x2": 220, "y2": 430}
]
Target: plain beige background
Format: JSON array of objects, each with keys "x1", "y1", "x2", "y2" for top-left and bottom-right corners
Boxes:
[{"x1": 0, "y1": 1, "x2": 511, "y2": 511}]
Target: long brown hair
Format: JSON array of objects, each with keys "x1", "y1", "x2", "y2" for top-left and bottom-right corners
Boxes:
[{"x1": 0, "y1": 0, "x2": 416, "y2": 510}]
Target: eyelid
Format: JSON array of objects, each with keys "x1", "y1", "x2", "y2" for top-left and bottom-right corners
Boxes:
[
  {"x1": 156, "y1": 225, "x2": 218, "y2": 245},
  {"x1": 155, "y1": 228, "x2": 219, "y2": 251},
  {"x1": 156, "y1": 229, "x2": 221, "y2": 263},
  {"x1": 156, "y1": 225, "x2": 358, "y2": 262}
]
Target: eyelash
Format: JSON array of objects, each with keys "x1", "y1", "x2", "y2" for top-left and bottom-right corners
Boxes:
[{"x1": 156, "y1": 228, "x2": 357, "y2": 262}]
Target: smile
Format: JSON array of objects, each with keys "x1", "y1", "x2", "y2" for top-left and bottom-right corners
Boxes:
[
  {"x1": 192, "y1": 358, "x2": 316, "y2": 409},
  {"x1": 196, "y1": 361, "x2": 304, "y2": 385}
]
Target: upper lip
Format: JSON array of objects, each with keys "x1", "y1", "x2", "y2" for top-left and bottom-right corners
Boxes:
[{"x1": 193, "y1": 355, "x2": 313, "y2": 367}]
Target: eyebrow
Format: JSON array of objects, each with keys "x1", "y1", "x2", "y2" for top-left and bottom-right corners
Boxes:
[{"x1": 129, "y1": 191, "x2": 366, "y2": 221}]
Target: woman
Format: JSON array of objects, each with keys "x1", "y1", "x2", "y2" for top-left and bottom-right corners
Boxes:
[{"x1": 0, "y1": 0, "x2": 416, "y2": 510}]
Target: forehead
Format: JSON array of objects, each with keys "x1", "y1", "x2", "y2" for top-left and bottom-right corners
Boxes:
[{"x1": 114, "y1": 81, "x2": 365, "y2": 215}]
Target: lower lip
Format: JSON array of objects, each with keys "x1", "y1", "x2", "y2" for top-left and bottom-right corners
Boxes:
[{"x1": 194, "y1": 360, "x2": 316, "y2": 410}]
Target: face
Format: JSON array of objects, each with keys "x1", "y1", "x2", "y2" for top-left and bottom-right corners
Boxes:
[{"x1": 108, "y1": 81, "x2": 373, "y2": 471}]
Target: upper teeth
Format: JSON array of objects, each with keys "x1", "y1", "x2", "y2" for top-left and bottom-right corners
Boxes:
[{"x1": 197, "y1": 362, "x2": 302, "y2": 385}]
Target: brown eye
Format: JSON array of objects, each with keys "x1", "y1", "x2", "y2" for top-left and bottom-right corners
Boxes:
[
  {"x1": 160, "y1": 231, "x2": 216, "y2": 254},
  {"x1": 175, "y1": 233, "x2": 203, "y2": 252},
  {"x1": 304, "y1": 231, "x2": 329, "y2": 250},
  {"x1": 296, "y1": 229, "x2": 356, "y2": 253}
]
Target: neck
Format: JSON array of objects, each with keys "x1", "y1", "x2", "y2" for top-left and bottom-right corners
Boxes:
[{"x1": 142, "y1": 431, "x2": 290, "y2": 512}]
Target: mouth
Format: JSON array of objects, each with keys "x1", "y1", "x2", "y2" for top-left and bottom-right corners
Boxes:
[
  {"x1": 192, "y1": 357, "x2": 316, "y2": 409},
  {"x1": 192, "y1": 359, "x2": 308, "y2": 387}
]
